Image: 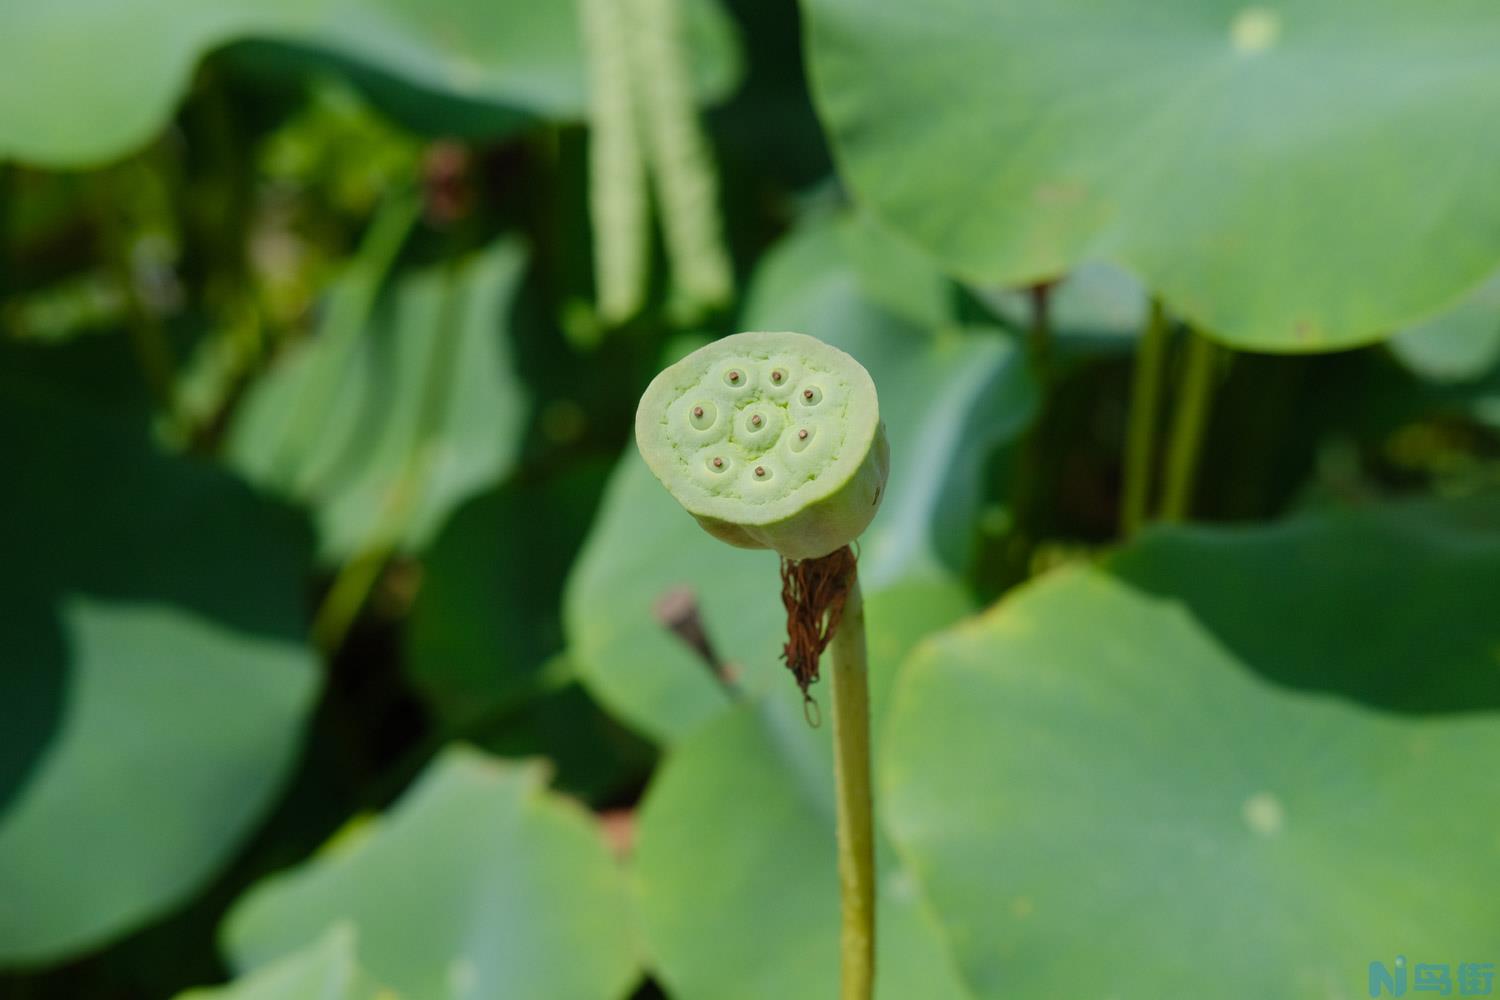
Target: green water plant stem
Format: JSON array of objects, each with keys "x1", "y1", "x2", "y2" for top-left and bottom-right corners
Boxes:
[
  {"x1": 1027, "y1": 281, "x2": 1054, "y2": 383},
  {"x1": 95, "y1": 166, "x2": 179, "y2": 429},
  {"x1": 275, "y1": 188, "x2": 419, "y2": 489},
  {"x1": 1121, "y1": 297, "x2": 1169, "y2": 536},
  {"x1": 311, "y1": 255, "x2": 468, "y2": 654},
  {"x1": 1159, "y1": 326, "x2": 1219, "y2": 522},
  {"x1": 829, "y1": 573, "x2": 874, "y2": 1000}
]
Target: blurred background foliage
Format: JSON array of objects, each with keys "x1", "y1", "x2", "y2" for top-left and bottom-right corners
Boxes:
[{"x1": 3, "y1": 1, "x2": 1500, "y2": 998}]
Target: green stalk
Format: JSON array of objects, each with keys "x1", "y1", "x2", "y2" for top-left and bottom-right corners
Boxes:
[
  {"x1": 830, "y1": 572, "x2": 875, "y2": 1000},
  {"x1": 276, "y1": 189, "x2": 419, "y2": 489},
  {"x1": 1027, "y1": 281, "x2": 1054, "y2": 384},
  {"x1": 1120, "y1": 298, "x2": 1169, "y2": 536},
  {"x1": 1159, "y1": 327, "x2": 1219, "y2": 523},
  {"x1": 312, "y1": 256, "x2": 465, "y2": 654},
  {"x1": 311, "y1": 544, "x2": 392, "y2": 654},
  {"x1": 95, "y1": 167, "x2": 180, "y2": 429}
]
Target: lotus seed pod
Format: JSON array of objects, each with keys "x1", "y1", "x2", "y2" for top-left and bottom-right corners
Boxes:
[{"x1": 636, "y1": 331, "x2": 889, "y2": 560}]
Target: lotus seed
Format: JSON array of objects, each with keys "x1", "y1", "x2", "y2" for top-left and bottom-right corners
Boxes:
[
  {"x1": 688, "y1": 401, "x2": 718, "y2": 431},
  {"x1": 635, "y1": 330, "x2": 889, "y2": 560}
]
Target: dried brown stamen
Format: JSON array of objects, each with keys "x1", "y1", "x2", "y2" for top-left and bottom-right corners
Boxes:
[{"x1": 779, "y1": 545, "x2": 857, "y2": 726}]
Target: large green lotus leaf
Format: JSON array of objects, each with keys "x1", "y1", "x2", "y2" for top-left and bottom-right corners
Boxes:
[
  {"x1": 804, "y1": 0, "x2": 1500, "y2": 352},
  {"x1": 634, "y1": 693, "x2": 973, "y2": 1000},
  {"x1": 223, "y1": 747, "x2": 638, "y2": 999},
  {"x1": 463, "y1": 675, "x2": 658, "y2": 808},
  {"x1": 0, "y1": 0, "x2": 739, "y2": 166},
  {"x1": 177, "y1": 926, "x2": 393, "y2": 1000},
  {"x1": 565, "y1": 457, "x2": 780, "y2": 742},
  {"x1": 565, "y1": 214, "x2": 1037, "y2": 742},
  {"x1": 1390, "y1": 270, "x2": 1500, "y2": 384},
  {"x1": 0, "y1": 388, "x2": 318, "y2": 968},
  {"x1": 404, "y1": 463, "x2": 610, "y2": 726},
  {"x1": 1110, "y1": 498, "x2": 1500, "y2": 712},
  {"x1": 228, "y1": 236, "x2": 528, "y2": 564},
  {"x1": 883, "y1": 539, "x2": 1500, "y2": 998},
  {"x1": 743, "y1": 209, "x2": 953, "y2": 342},
  {"x1": 832, "y1": 211, "x2": 957, "y2": 332}
]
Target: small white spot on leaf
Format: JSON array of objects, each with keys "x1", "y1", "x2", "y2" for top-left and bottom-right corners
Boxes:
[
  {"x1": 1231, "y1": 7, "x2": 1281, "y2": 54},
  {"x1": 1242, "y1": 791, "x2": 1285, "y2": 837}
]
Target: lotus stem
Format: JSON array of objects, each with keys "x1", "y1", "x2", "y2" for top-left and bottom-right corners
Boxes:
[
  {"x1": 1159, "y1": 326, "x2": 1219, "y2": 522},
  {"x1": 830, "y1": 571, "x2": 874, "y2": 1000},
  {"x1": 1121, "y1": 297, "x2": 1169, "y2": 536}
]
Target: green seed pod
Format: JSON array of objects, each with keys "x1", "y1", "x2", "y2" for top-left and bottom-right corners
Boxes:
[
  {"x1": 581, "y1": 0, "x2": 649, "y2": 325},
  {"x1": 636, "y1": 331, "x2": 889, "y2": 560},
  {"x1": 629, "y1": 0, "x2": 734, "y2": 316}
]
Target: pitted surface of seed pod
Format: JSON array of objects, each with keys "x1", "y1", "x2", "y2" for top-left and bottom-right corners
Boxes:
[{"x1": 636, "y1": 331, "x2": 888, "y2": 560}]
